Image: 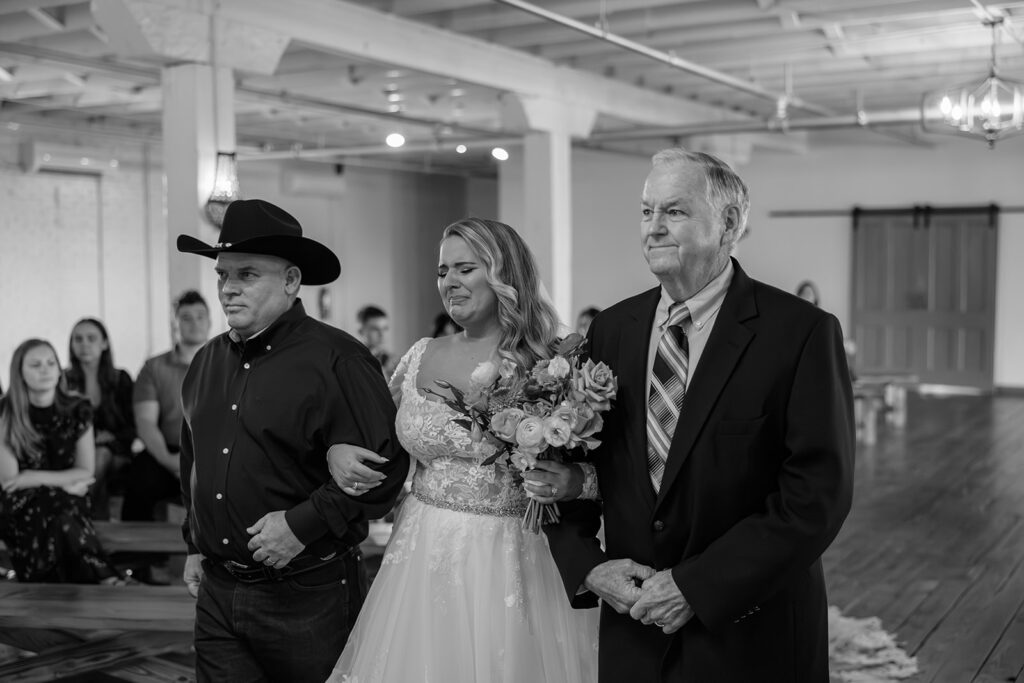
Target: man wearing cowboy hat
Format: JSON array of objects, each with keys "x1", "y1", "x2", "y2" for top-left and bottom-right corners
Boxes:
[{"x1": 177, "y1": 199, "x2": 409, "y2": 682}]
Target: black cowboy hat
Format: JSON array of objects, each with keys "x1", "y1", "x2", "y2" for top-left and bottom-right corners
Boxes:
[{"x1": 176, "y1": 199, "x2": 340, "y2": 285}]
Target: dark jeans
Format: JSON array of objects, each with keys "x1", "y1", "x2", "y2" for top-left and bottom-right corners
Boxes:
[
  {"x1": 121, "y1": 450, "x2": 181, "y2": 522},
  {"x1": 195, "y1": 551, "x2": 367, "y2": 682}
]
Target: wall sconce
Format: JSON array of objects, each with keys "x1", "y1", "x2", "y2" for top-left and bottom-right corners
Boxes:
[{"x1": 203, "y1": 151, "x2": 240, "y2": 227}]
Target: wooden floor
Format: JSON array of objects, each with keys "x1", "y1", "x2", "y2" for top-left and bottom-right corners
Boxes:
[{"x1": 824, "y1": 393, "x2": 1024, "y2": 683}]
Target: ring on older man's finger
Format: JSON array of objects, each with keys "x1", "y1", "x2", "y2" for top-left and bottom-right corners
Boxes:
[
  {"x1": 264, "y1": 558, "x2": 274, "y2": 566},
  {"x1": 654, "y1": 621, "x2": 666, "y2": 628}
]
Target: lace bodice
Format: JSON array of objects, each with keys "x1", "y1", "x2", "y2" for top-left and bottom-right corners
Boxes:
[{"x1": 394, "y1": 338, "x2": 528, "y2": 516}]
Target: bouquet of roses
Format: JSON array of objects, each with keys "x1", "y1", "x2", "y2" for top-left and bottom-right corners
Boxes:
[{"x1": 426, "y1": 332, "x2": 618, "y2": 533}]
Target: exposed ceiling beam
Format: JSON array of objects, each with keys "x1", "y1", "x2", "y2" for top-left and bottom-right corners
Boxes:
[
  {"x1": 0, "y1": 3, "x2": 93, "y2": 42},
  {"x1": 26, "y1": 7, "x2": 65, "y2": 31},
  {"x1": 0, "y1": 0, "x2": 77, "y2": 15},
  {"x1": 222, "y1": 0, "x2": 744, "y2": 128},
  {"x1": 493, "y1": 0, "x2": 832, "y2": 116}
]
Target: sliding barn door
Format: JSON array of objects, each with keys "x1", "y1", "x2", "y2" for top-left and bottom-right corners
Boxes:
[{"x1": 851, "y1": 207, "x2": 998, "y2": 390}]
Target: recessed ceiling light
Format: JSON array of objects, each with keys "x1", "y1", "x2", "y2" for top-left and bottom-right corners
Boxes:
[
  {"x1": 386, "y1": 133, "x2": 406, "y2": 148},
  {"x1": 491, "y1": 147, "x2": 509, "y2": 161},
  {"x1": 455, "y1": 144, "x2": 467, "y2": 154}
]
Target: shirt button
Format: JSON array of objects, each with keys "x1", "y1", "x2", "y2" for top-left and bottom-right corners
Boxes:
[
  {"x1": 652, "y1": 520, "x2": 665, "y2": 532},
  {"x1": 216, "y1": 493, "x2": 223, "y2": 500},
  {"x1": 222, "y1": 448, "x2": 229, "y2": 454},
  {"x1": 222, "y1": 538, "x2": 229, "y2": 545},
  {"x1": 265, "y1": 345, "x2": 272, "y2": 351},
  {"x1": 243, "y1": 362, "x2": 251, "y2": 369},
  {"x1": 231, "y1": 404, "x2": 238, "y2": 411}
]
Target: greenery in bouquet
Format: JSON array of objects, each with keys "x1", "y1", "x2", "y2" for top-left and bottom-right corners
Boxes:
[{"x1": 426, "y1": 332, "x2": 618, "y2": 532}]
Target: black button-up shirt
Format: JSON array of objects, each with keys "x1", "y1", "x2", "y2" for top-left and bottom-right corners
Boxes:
[{"x1": 180, "y1": 300, "x2": 408, "y2": 564}]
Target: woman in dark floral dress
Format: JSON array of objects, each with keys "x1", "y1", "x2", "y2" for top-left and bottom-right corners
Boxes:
[{"x1": 0, "y1": 338, "x2": 122, "y2": 583}]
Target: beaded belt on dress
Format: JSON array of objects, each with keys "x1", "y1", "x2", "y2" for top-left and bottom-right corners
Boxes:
[{"x1": 412, "y1": 485, "x2": 527, "y2": 518}]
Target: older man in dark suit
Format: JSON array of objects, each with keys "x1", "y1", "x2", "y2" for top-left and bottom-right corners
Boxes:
[{"x1": 542, "y1": 148, "x2": 855, "y2": 682}]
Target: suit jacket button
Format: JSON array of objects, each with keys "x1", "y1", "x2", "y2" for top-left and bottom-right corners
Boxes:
[{"x1": 652, "y1": 520, "x2": 665, "y2": 532}]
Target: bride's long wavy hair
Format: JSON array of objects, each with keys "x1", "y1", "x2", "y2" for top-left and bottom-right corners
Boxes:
[{"x1": 441, "y1": 218, "x2": 560, "y2": 373}]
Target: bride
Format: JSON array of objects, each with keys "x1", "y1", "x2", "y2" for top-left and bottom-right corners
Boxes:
[{"x1": 326, "y1": 218, "x2": 599, "y2": 683}]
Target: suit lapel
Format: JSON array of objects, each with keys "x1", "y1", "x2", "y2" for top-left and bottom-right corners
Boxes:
[
  {"x1": 655, "y1": 261, "x2": 758, "y2": 508},
  {"x1": 616, "y1": 287, "x2": 661, "y2": 510}
]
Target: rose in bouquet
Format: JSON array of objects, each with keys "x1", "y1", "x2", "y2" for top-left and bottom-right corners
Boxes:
[{"x1": 426, "y1": 333, "x2": 618, "y2": 532}]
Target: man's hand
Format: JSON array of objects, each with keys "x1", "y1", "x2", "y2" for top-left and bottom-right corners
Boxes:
[
  {"x1": 246, "y1": 511, "x2": 305, "y2": 568},
  {"x1": 327, "y1": 443, "x2": 386, "y2": 496},
  {"x1": 629, "y1": 569, "x2": 695, "y2": 634},
  {"x1": 583, "y1": 559, "x2": 657, "y2": 613},
  {"x1": 184, "y1": 553, "x2": 204, "y2": 598}
]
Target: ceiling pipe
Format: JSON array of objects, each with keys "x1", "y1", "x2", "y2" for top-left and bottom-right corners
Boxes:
[
  {"x1": 589, "y1": 108, "x2": 931, "y2": 141},
  {"x1": 492, "y1": 0, "x2": 833, "y2": 117}
]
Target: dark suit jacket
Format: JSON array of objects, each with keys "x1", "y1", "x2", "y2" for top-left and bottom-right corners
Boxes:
[{"x1": 546, "y1": 260, "x2": 855, "y2": 682}]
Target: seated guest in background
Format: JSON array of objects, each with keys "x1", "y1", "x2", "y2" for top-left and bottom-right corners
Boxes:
[
  {"x1": 430, "y1": 311, "x2": 461, "y2": 338},
  {"x1": 64, "y1": 317, "x2": 136, "y2": 519},
  {"x1": 796, "y1": 280, "x2": 821, "y2": 307},
  {"x1": 357, "y1": 304, "x2": 396, "y2": 378},
  {"x1": 122, "y1": 290, "x2": 210, "y2": 523},
  {"x1": 576, "y1": 305, "x2": 601, "y2": 337},
  {"x1": 0, "y1": 339, "x2": 123, "y2": 584}
]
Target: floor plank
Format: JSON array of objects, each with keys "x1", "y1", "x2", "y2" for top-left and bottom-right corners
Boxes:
[{"x1": 825, "y1": 394, "x2": 1024, "y2": 682}]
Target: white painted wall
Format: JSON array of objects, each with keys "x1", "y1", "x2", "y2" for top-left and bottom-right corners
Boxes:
[
  {"x1": 0, "y1": 140, "x2": 158, "y2": 391},
  {"x1": 740, "y1": 137, "x2": 1024, "y2": 389},
  {"x1": 0, "y1": 143, "x2": 476, "y2": 389},
  {"x1": 236, "y1": 162, "x2": 470, "y2": 358},
  {"x1": 500, "y1": 136, "x2": 1024, "y2": 389}
]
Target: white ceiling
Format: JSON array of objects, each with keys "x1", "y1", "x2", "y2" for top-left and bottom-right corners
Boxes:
[{"x1": 0, "y1": 0, "x2": 1021, "y2": 173}]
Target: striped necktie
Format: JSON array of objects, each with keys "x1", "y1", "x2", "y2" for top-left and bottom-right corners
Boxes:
[{"x1": 647, "y1": 302, "x2": 690, "y2": 492}]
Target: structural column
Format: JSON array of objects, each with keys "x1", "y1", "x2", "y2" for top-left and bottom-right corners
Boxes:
[
  {"x1": 162, "y1": 63, "x2": 235, "y2": 335},
  {"x1": 506, "y1": 96, "x2": 596, "y2": 326}
]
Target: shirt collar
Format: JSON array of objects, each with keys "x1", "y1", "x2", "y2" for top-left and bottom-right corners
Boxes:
[
  {"x1": 227, "y1": 299, "x2": 308, "y2": 350},
  {"x1": 657, "y1": 259, "x2": 734, "y2": 331}
]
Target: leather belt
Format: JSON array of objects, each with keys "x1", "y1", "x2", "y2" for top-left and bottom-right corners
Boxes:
[{"x1": 219, "y1": 546, "x2": 358, "y2": 584}]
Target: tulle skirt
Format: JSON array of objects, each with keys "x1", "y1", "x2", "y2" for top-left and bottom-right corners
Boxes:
[{"x1": 328, "y1": 494, "x2": 599, "y2": 683}]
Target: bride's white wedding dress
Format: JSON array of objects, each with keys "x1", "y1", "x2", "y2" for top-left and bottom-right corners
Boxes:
[{"x1": 329, "y1": 338, "x2": 599, "y2": 683}]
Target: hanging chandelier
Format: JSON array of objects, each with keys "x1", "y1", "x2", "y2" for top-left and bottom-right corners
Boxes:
[{"x1": 922, "y1": 18, "x2": 1024, "y2": 148}]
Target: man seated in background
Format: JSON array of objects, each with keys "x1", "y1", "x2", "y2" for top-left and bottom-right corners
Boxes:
[
  {"x1": 357, "y1": 305, "x2": 396, "y2": 378},
  {"x1": 120, "y1": 290, "x2": 210, "y2": 581}
]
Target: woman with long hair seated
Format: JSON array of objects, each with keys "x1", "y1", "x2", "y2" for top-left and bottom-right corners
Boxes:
[
  {"x1": 0, "y1": 338, "x2": 123, "y2": 584},
  {"x1": 64, "y1": 317, "x2": 136, "y2": 519}
]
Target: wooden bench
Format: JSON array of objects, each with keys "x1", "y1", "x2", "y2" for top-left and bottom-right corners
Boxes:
[
  {"x1": 0, "y1": 521, "x2": 184, "y2": 558},
  {"x1": 94, "y1": 521, "x2": 187, "y2": 555},
  {"x1": 0, "y1": 582, "x2": 196, "y2": 682}
]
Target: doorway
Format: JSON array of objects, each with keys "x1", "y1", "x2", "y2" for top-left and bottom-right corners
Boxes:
[{"x1": 850, "y1": 206, "x2": 998, "y2": 390}]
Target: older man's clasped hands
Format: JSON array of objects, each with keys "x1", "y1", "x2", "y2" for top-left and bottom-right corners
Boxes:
[{"x1": 583, "y1": 559, "x2": 695, "y2": 634}]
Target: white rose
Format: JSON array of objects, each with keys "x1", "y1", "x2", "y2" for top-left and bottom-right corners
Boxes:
[
  {"x1": 470, "y1": 360, "x2": 500, "y2": 387},
  {"x1": 547, "y1": 356, "x2": 571, "y2": 379}
]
